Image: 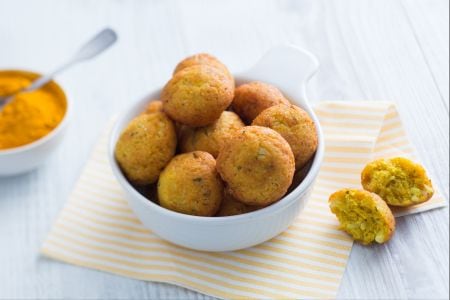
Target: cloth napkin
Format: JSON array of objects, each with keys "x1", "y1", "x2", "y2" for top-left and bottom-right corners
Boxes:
[{"x1": 41, "y1": 101, "x2": 446, "y2": 299}]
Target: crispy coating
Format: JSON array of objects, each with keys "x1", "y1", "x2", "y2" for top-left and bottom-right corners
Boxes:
[
  {"x1": 216, "y1": 191, "x2": 262, "y2": 217},
  {"x1": 115, "y1": 113, "x2": 177, "y2": 185},
  {"x1": 173, "y1": 53, "x2": 232, "y2": 81},
  {"x1": 232, "y1": 81, "x2": 289, "y2": 123},
  {"x1": 141, "y1": 100, "x2": 163, "y2": 114},
  {"x1": 161, "y1": 65, "x2": 234, "y2": 127},
  {"x1": 329, "y1": 189, "x2": 395, "y2": 245},
  {"x1": 253, "y1": 104, "x2": 318, "y2": 169},
  {"x1": 217, "y1": 126, "x2": 295, "y2": 206},
  {"x1": 158, "y1": 151, "x2": 224, "y2": 216},
  {"x1": 361, "y1": 157, "x2": 434, "y2": 207},
  {"x1": 180, "y1": 111, "x2": 245, "y2": 158}
]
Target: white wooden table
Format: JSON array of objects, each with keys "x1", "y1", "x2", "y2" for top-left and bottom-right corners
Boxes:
[{"x1": 0, "y1": 0, "x2": 448, "y2": 299}]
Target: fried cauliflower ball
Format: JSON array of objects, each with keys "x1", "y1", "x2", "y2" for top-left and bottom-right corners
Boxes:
[
  {"x1": 180, "y1": 111, "x2": 245, "y2": 158},
  {"x1": 253, "y1": 104, "x2": 318, "y2": 169},
  {"x1": 173, "y1": 53, "x2": 232, "y2": 81},
  {"x1": 115, "y1": 113, "x2": 177, "y2": 185},
  {"x1": 361, "y1": 157, "x2": 434, "y2": 207},
  {"x1": 329, "y1": 189, "x2": 395, "y2": 245},
  {"x1": 158, "y1": 151, "x2": 224, "y2": 216},
  {"x1": 217, "y1": 126, "x2": 295, "y2": 206},
  {"x1": 232, "y1": 81, "x2": 290, "y2": 123},
  {"x1": 161, "y1": 65, "x2": 234, "y2": 127},
  {"x1": 216, "y1": 191, "x2": 262, "y2": 217},
  {"x1": 141, "y1": 100, "x2": 163, "y2": 114}
]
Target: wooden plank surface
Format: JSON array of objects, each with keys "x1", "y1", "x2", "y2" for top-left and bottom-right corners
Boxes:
[
  {"x1": 0, "y1": 0, "x2": 448, "y2": 299},
  {"x1": 401, "y1": 0, "x2": 449, "y2": 110}
]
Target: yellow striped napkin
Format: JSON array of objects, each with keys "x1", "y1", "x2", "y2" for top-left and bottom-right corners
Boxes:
[{"x1": 42, "y1": 101, "x2": 446, "y2": 299}]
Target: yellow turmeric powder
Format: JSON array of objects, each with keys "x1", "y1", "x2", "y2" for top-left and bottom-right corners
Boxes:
[{"x1": 0, "y1": 70, "x2": 67, "y2": 150}]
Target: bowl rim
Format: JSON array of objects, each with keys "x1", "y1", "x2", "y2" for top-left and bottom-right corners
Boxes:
[
  {"x1": 109, "y1": 85, "x2": 325, "y2": 224},
  {"x1": 0, "y1": 69, "x2": 71, "y2": 155}
]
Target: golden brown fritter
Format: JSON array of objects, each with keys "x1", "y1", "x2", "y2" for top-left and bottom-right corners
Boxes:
[
  {"x1": 173, "y1": 53, "x2": 232, "y2": 81},
  {"x1": 216, "y1": 191, "x2": 262, "y2": 216},
  {"x1": 232, "y1": 81, "x2": 289, "y2": 123},
  {"x1": 158, "y1": 151, "x2": 224, "y2": 216},
  {"x1": 141, "y1": 100, "x2": 163, "y2": 114},
  {"x1": 329, "y1": 189, "x2": 396, "y2": 245},
  {"x1": 361, "y1": 157, "x2": 434, "y2": 207},
  {"x1": 162, "y1": 65, "x2": 234, "y2": 127},
  {"x1": 115, "y1": 113, "x2": 177, "y2": 185},
  {"x1": 180, "y1": 111, "x2": 245, "y2": 158},
  {"x1": 253, "y1": 104, "x2": 318, "y2": 169},
  {"x1": 217, "y1": 126, "x2": 295, "y2": 206}
]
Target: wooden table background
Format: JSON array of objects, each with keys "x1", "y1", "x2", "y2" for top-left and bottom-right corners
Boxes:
[{"x1": 0, "y1": 0, "x2": 448, "y2": 299}]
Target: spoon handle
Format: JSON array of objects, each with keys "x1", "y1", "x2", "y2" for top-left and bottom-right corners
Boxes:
[
  {"x1": 25, "y1": 28, "x2": 118, "y2": 93},
  {"x1": 23, "y1": 60, "x2": 73, "y2": 93},
  {"x1": 236, "y1": 45, "x2": 319, "y2": 111}
]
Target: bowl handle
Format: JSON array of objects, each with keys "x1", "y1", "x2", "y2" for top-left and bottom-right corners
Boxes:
[{"x1": 237, "y1": 45, "x2": 319, "y2": 109}]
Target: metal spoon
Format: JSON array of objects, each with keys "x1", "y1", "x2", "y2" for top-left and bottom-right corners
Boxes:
[{"x1": 0, "y1": 28, "x2": 118, "y2": 110}]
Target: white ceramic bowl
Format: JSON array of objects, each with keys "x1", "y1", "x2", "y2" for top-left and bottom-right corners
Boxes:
[
  {"x1": 109, "y1": 45, "x2": 324, "y2": 252},
  {"x1": 0, "y1": 70, "x2": 70, "y2": 176}
]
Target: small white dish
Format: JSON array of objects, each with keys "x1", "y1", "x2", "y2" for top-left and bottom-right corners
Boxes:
[
  {"x1": 109, "y1": 45, "x2": 324, "y2": 252},
  {"x1": 0, "y1": 71, "x2": 70, "y2": 176}
]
